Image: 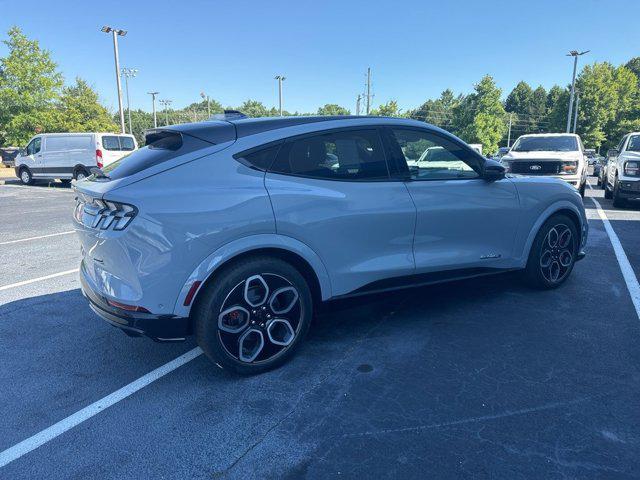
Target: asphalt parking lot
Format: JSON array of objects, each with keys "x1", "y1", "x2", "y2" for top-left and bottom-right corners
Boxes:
[{"x1": 1, "y1": 177, "x2": 639, "y2": 479}]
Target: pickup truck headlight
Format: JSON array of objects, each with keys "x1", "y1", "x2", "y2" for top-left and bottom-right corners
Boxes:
[
  {"x1": 559, "y1": 161, "x2": 578, "y2": 175},
  {"x1": 624, "y1": 161, "x2": 639, "y2": 176}
]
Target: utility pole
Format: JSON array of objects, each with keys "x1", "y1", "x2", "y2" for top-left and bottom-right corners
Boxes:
[
  {"x1": 159, "y1": 99, "x2": 172, "y2": 125},
  {"x1": 572, "y1": 91, "x2": 580, "y2": 134},
  {"x1": 147, "y1": 91, "x2": 159, "y2": 128},
  {"x1": 121, "y1": 68, "x2": 138, "y2": 134},
  {"x1": 366, "y1": 67, "x2": 372, "y2": 115},
  {"x1": 101, "y1": 26, "x2": 127, "y2": 133},
  {"x1": 274, "y1": 75, "x2": 286, "y2": 116},
  {"x1": 356, "y1": 94, "x2": 361, "y2": 116},
  {"x1": 507, "y1": 113, "x2": 514, "y2": 147},
  {"x1": 200, "y1": 92, "x2": 210, "y2": 118},
  {"x1": 566, "y1": 50, "x2": 589, "y2": 133}
]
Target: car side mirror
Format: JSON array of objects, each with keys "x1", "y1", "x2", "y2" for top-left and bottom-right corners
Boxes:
[
  {"x1": 482, "y1": 159, "x2": 505, "y2": 181},
  {"x1": 607, "y1": 149, "x2": 619, "y2": 159}
]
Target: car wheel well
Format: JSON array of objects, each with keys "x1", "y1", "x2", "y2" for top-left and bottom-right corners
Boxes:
[
  {"x1": 548, "y1": 208, "x2": 581, "y2": 239},
  {"x1": 190, "y1": 247, "x2": 322, "y2": 318}
]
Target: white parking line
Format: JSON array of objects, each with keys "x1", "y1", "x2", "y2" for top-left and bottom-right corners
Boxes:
[
  {"x1": 588, "y1": 183, "x2": 640, "y2": 319},
  {"x1": 0, "y1": 269, "x2": 79, "y2": 292},
  {"x1": 0, "y1": 347, "x2": 203, "y2": 468},
  {"x1": 0, "y1": 231, "x2": 75, "y2": 246}
]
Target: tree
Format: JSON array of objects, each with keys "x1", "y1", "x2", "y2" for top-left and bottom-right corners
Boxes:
[
  {"x1": 625, "y1": 57, "x2": 640, "y2": 84},
  {"x1": 408, "y1": 89, "x2": 460, "y2": 132},
  {"x1": 317, "y1": 104, "x2": 350, "y2": 116},
  {"x1": 238, "y1": 99, "x2": 272, "y2": 117},
  {"x1": 58, "y1": 78, "x2": 117, "y2": 133},
  {"x1": 456, "y1": 75, "x2": 507, "y2": 154},
  {"x1": 0, "y1": 26, "x2": 63, "y2": 145},
  {"x1": 371, "y1": 100, "x2": 400, "y2": 117},
  {"x1": 545, "y1": 85, "x2": 569, "y2": 132},
  {"x1": 505, "y1": 81, "x2": 533, "y2": 115}
]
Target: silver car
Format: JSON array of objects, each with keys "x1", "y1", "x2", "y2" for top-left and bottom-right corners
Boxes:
[{"x1": 73, "y1": 115, "x2": 588, "y2": 374}]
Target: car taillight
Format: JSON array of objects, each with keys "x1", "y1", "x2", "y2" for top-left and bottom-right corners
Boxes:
[
  {"x1": 560, "y1": 161, "x2": 577, "y2": 174},
  {"x1": 624, "y1": 161, "x2": 639, "y2": 176},
  {"x1": 91, "y1": 199, "x2": 138, "y2": 230},
  {"x1": 96, "y1": 149, "x2": 103, "y2": 169}
]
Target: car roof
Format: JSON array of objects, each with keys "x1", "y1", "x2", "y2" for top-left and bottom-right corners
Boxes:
[
  {"x1": 517, "y1": 133, "x2": 580, "y2": 138},
  {"x1": 160, "y1": 115, "x2": 447, "y2": 145},
  {"x1": 35, "y1": 132, "x2": 132, "y2": 137}
]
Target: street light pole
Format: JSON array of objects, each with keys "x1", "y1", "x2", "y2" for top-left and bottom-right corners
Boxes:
[
  {"x1": 147, "y1": 91, "x2": 159, "y2": 128},
  {"x1": 566, "y1": 50, "x2": 589, "y2": 133},
  {"x1": 507, "y1": 113, "x2": 514, "y2": 147},
  {"x1": 121, "y1": 68, "x2": 138, "y2": 135},
  {"x1": 573, "y1": 91, "x2": 580, "y2": 134},
  {"x1": 200, "y1": 92, "x2": 210, "y2": 118},
  {"x1": 101, "y1": 26, "x2": 127, "y2": 134},
  {"x1": 274, "y1": 76, "x2": 286, "y2": 116}
]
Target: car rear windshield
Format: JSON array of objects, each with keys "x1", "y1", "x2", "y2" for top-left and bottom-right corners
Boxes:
[
  {"x1": 95, "y1": 131, "x2": 211, "y2": 181},
  {"x1": 511, "y1": 136, "x2": 578, "y2": 152}
]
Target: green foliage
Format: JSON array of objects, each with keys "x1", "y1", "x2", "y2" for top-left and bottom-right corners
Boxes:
[
  {"x1": 456, "y1": 75, "x2": 507, "y2": 154},
  {"x1": 317, "y1": 103, "x2": 350, "y2": 116},
  {"x1": 407, "y1": 89, "x2": 460, "y2": 131},
  {"x1": 505, "y1": 81, "x2": 533, "y2": 114},
  {"x1": 58, "y1": 78, "x2": 118, "y2": 133},
  {"x1": 371, "y1": 100, "x2": 400, "y2": 117},
  {"x1": 0, "y1": 26, "x2": 63, "y2": 145}
]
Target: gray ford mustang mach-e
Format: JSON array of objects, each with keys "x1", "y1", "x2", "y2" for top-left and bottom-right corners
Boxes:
[{"x1": 73, "y1": 115, "x2": 588, "y2": 374}]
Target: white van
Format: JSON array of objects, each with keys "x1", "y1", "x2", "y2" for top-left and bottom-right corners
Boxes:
[{"x1": 14, "y1": 132, "x2": 138, "y2": 185}]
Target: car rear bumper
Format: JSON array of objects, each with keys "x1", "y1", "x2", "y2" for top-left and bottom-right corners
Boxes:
[{"x1": 80, "y1": 262, "x2": 190, "y2": 342}]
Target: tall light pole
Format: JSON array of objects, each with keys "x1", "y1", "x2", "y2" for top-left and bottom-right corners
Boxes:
[
  {"x1": 200, "y1": 91, "x2": 210, "y2": 118},
  {"x1": 356, "y1": 94, "x2": 362, "y2": 116},
  {"x1": 274, "y1": 75, "x2": 286, "y2": 116},
  {"x1": 366, "y1": 67, "x2": 372, "y2": 115},
  {"x1": 147, "y1": 91, "x2": 159, "y2": 128},
  {"x1": 572, "y1": 91, "x2": 580, "y2": 134},
  {"x1": 566, "y1": 50, "x2": 589, "y2": 133},
  {"x1": 507, "y1": 112, "x2": 514, "y2": 147},
  {"x1": 101, "y1": 26, "x2": 127, "y2": 133},
  {"x1": 121, "y1": 67, "x2": 138, "y2": 134},
  {"x1": 159, "y1": 99, "x2": 172, "y2": 125}
]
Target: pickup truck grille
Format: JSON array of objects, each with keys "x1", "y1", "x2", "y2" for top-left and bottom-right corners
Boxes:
[{"x1": 510, "y1": 161, "x2": 561, "y2": 175}]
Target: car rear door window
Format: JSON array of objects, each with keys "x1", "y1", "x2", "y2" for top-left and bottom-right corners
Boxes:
[
  {"x1": 102, "y1": 136, "x2": 120, "y2": 151},
  {"x1": 119, "y1": 136, "x2": 135, "y2": 151},
  {"x1": 387, "y1": 129, "x2": 480, "y2": 180},
  {"x1": 270, "y1": 129, "x2": 389, "y2": 181}
]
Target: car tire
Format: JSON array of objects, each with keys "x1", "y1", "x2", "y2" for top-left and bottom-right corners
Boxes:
[
  {"x1": 73, "y1": 168, "x2": 89, "y2": 181},
  {"x1": 596, "y1": 176, "x2": 601, "y2": 187},
  {"x1": 612, "y1": 177, "x2": 627, "y2": 208},
  {"x1": 578, "y1": 181, "x2": 586, "y2": 197},
  {"x1": 604, "y1": 177, "x2": 613, "y2": 199},
  {"x1": 523, "y1": 214, "x2": 578, "y2": 290},
  {"x1": 19, "y1": 167, "x2": 33, "y2": 185},
  {"x1": 194, "y1": 256, "x2": 313, "y2": 375},
  {"x1": 60, "y1": 179, "x2": 71, "y2": 186}
]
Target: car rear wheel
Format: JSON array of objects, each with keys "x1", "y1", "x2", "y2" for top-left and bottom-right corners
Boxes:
[
  {"x1": 523, "y1": 214, "x2": 578, "y2": 289},
  {"x1": 578, "y1": 181, "x2": 585, "y2": 197},
  {"x1": 604, "y1": 177, "x2": 613, "y2": 198},
  {"x1": 19, "y1": 167, "x2": 33, "y2": 185},
  {"x1": 74, "y1": 168, "x2": 89, "y2": 181},
  {"x1": 194, "y1": 256, "x2": 313, "y2": 375}
]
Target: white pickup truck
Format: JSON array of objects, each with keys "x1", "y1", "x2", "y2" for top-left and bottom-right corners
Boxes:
[
  {"x1": 603, "y1": 132, "x2": 640, "y2": 207},
  {"x1": 500, "y1": 133, "x2": 588, "y2": 197}
]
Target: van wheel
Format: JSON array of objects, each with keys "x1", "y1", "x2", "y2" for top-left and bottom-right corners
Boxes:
[
  {"x1": 19, "y1": 167, "x2": 33, "y2": 185},
  {"x1": 578, "y1": 181, "x2": 585, "y2": 197},
  {"x1": 523, "y1": 214, "x2": 577, "y2": 289},
  {"x1": 194, "y1": 256, "x2": 313, "y2": 375},
  {"x1": 74, "y1": 168, "x2": 89, "y2": 181}
]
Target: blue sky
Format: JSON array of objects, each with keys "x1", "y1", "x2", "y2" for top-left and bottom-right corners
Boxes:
[{"x1": 1, "y1": 0, "x2": 639, "y2": 114}]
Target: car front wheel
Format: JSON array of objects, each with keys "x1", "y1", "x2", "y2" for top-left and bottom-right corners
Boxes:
[
  {"x1": 612, "y1": 177, "x2": 627, "y2": 208},
  {"x1": 523, "y1": 214, "x2": 578, "y2": 289},
  {"x1": 194, "y1": 256, "x2": 313, "y2": 374},
  {"x1": 19, "y1": 167, "x2": 33, "y2": 185},
  {"x1": 604, "y1": 176, "x2": 613, "y2": 198}
]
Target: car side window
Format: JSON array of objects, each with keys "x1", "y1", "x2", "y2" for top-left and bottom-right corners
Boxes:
[
  {"x1": 270, "y1": 129, "x2": 389, "y2": 181},
  {"x1": 102, "y1": 136, "x2": 120, "y2": 151},
  {"x1": 388, "y1": 129, "x2": 480, "y2": 180},
  {"x1": 617, "y1": 135, "x2": 627, "y2": 153},
  {"x1": 26, "y1": 138, "x2": 41, "y2": 156},
  {"x1": 120, "y1": 136, "x2": 135, "y2": 151}
]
